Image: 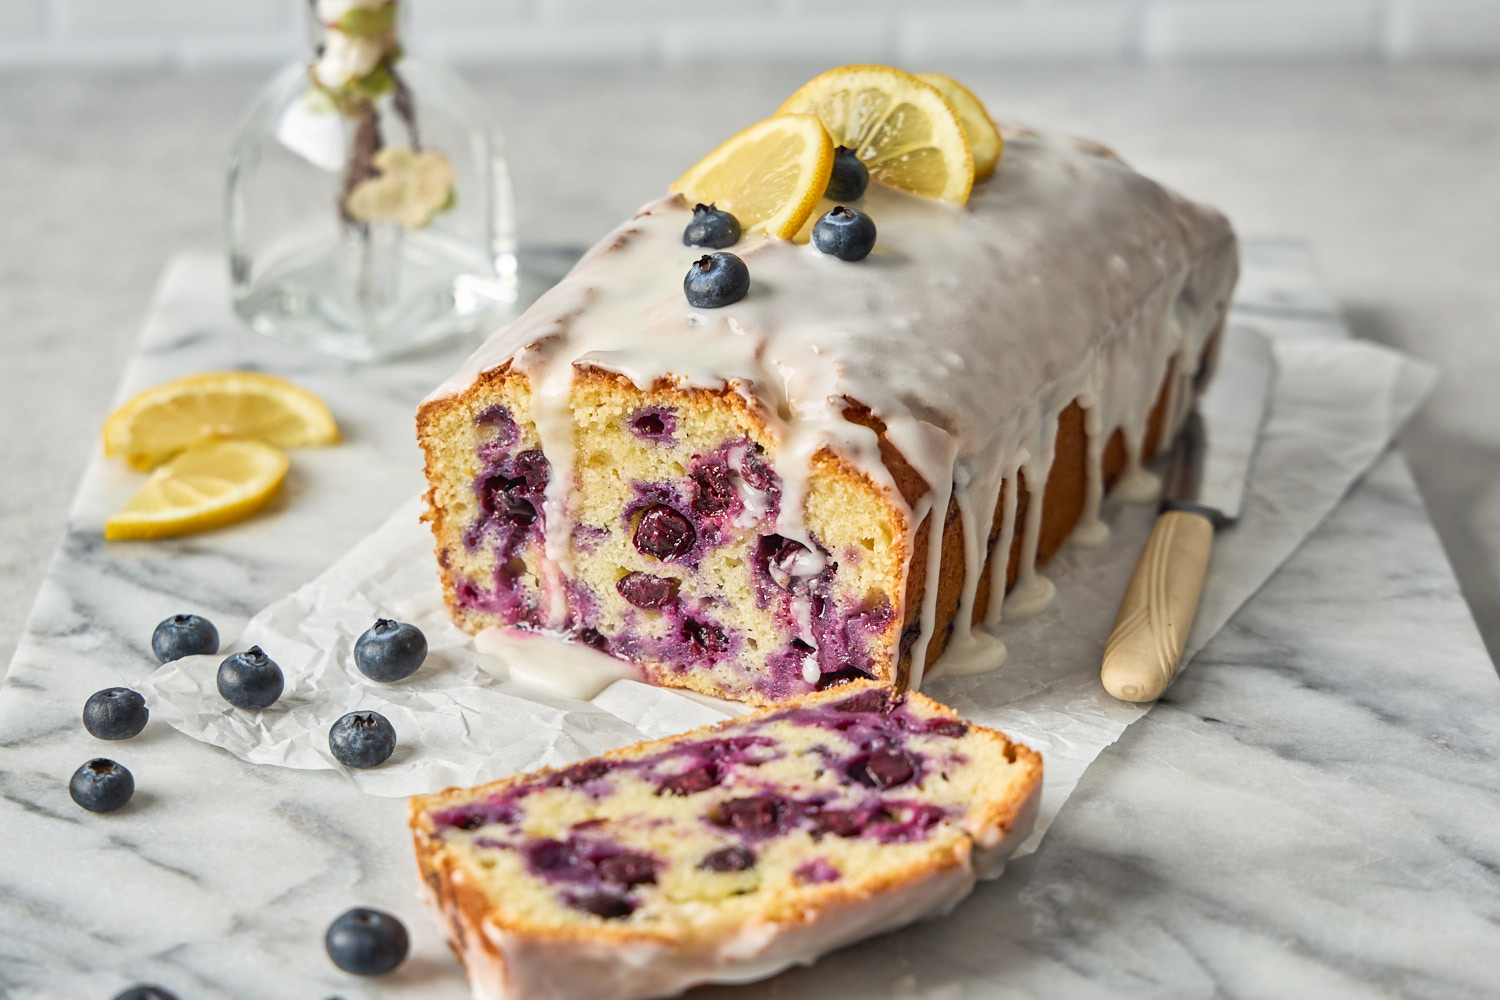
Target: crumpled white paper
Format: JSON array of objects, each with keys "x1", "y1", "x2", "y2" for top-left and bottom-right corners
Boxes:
[{"x1": 139, "y1": 315, "x2": 1434, "y2": 857}]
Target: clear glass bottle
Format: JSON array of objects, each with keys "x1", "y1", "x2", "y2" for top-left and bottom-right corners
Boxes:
[{"x1": 226, "y1": 1, "x2": 517, "y2": 361}]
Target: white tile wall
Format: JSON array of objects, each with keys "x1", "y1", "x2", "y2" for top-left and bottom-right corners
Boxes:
[
  {"x1": 1384, "y1": 0, "x2": 1500, "y2": 56},
  {"x1": 1, "y1": 0, "x2": 1498, "y2": 69}
]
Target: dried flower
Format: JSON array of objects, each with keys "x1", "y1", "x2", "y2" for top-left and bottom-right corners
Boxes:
[
  {"x1": 313, "y1": 30, "x2": 390, "y2": 89},
  {"x1": 317, "y1": 0, "x2": 391, "y2": 23},
  {"x1": 345, "y1": 148, "x2": 457, "y2": 229}
]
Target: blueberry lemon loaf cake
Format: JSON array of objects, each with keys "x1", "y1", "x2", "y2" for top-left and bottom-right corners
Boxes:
[
  {"x1": 417, "y1": 66, "x2": 1238, "y2": 704},
  {"x1": 410, "y1": 684, "x2": 1041, "y2": 1000}
]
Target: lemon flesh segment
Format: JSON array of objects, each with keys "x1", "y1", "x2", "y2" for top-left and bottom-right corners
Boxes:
[
  {"x1": 104, "y1": 438, "x2": 291, "y2": 541},
  {"x1": 103, "y1": 371, "x2": 339, "y2": 471},
  {"x1": 671, "y1": 114, "x2": 834, "y2": 241},
  {"x1": 777, "y1": 65, "x2": 973, "y2": 205},
  {"x1": 915, "y1": 72, "x2": 1003, "y2": 181}
]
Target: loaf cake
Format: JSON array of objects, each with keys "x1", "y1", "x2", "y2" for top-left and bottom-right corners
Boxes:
[
  {"x1": 410, "y1": 683, "x2": 1041, "y2": 1000},
  {"x1": 416, "y1": 69, "x2": 1238, "y2": 705}
]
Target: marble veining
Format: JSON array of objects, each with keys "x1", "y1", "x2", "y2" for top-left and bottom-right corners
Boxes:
[{"x1": 0, "y1": 244, "x2": 1498, "y2": 999}]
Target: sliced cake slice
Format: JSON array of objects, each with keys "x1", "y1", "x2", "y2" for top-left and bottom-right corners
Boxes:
[{"x1": 409, "y1": 685, "x2": 1041, "y2": 1000}]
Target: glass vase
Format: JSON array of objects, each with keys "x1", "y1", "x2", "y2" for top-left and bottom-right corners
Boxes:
[{"x1": 226, "y1": 11, "x2": 517, "y2": 362}]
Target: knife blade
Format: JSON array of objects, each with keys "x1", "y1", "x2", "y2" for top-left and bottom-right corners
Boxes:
[{"x1": 1101, "y1": 325, "x2": 1276, "y2": 702}]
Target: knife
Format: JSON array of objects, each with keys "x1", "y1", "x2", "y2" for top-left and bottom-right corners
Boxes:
[{"x1": 1101, "y1": 324, "x2": 1275, "y2": 702}]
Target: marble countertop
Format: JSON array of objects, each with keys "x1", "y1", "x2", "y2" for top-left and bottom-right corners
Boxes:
[
  {"x1": 3, "y1": 63, "x2": 1500, "y2": 999},
  {"x1": 3, "y1": 236, "x2": 1498, "y2": 999}
]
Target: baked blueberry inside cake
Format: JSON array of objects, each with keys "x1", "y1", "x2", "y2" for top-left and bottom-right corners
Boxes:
[{"x1": 410, "y1": 685, "x2": 1041, "y2": 1000}]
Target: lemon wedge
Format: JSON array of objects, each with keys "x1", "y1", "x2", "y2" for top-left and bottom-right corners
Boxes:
[
  {"x1": 777, "y1": 65, "x2": 973, "y2": 205},
  {"x1": 103, "y1": 371, "x2": 339, "y2": 471},
  {"x1": 671, "y1": 113, "x2": 834, "y2": 240},
  {"x1": 104, "y1": 438, "x2": 290, "y2": 541},
  {"x1": 914, "y1": 72, "x2": 1003, "y2": 181}
]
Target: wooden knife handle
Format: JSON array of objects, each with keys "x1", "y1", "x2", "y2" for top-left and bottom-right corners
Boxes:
[{"x1": 1101, "y1": 509, "x2": 1214, "y2": 703}]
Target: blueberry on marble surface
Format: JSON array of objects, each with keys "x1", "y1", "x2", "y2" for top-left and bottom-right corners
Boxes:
[
  {"x1": 216, "y1": 646, "x2": 284, "y2": 711},
  {"x1": 82, "y1": 687, "x2": 148, "y2": 740},
  {"x1": 682, "y1": 203, "x2": 741, "y2": 249},
  {"x1": 354, "y1": 619, "x2": 428, "y2": 682},
  {"x1": 812, "y1": 206, "x2": 877, "y2": 261},
  {"x1": 150, "y1": 613, "x2": 219, "y2": 663},
  {"x1": 684, "y1": 252, "x2": 749, "y2": 308},
  {"x1": 824, "y1": 146, "x2": 869, "y2": 201},
  {"x1": 328, "y1": 711, "x2": 397, "y2": 768},
  {"x1": 69, "y1": 758, "x2": 134, "y2": 813},
  {"x1": 325, "y1": 907, "x2": 410, "y2": 976},
  {"x1": 113, "y1": 986, "x2": 180, "y2": 1000}
]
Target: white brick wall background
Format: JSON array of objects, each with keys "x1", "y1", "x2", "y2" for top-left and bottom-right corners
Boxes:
[{"x1": 1, "y1": 0, "x2": 1498, "y2": 68}]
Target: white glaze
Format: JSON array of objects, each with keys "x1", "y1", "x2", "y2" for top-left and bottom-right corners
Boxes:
[
  {"x1": 425, "y1": 127, "x2": 1237, "y2": 689},
  {"x1": 474, "y1": 626, "x2": 638, "y2": 701},
  {"x1": 426, "y1": 780, "x2": 1041, "y2": 1000}
]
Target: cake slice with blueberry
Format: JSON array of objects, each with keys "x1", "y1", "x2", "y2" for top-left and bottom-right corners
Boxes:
[
  {"x1": 416, "y1": 66, "x2": 1237, "y2": 704},
  {"x1": 409, "y1": 684, "x2": 1040, "y2": 1000}
]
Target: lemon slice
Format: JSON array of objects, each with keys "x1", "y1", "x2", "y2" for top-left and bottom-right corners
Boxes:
[
  {"x1": 914, "y1": 72, "x2": 1003, "y2": 181},
  {"x1": 777, "y1": 65, "x2": 973, "y2": 205},
  {"x1": 105, "y1": 438, "x2": 290, "y2": 541},
  {"x1": 104, "y1": 371, "x2": 339, "y2": 471},
  {"x1": 671, "y1": 114, "x2": 834, "y2": 240}
]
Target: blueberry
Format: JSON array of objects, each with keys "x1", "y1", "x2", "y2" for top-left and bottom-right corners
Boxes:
[
  {"x1": 597, "y1": 853, "x2": 657, "y2": 887},
  {"x1": 328, "y1": 711, "x2": 397, "y2": 769},
  {"x1": 739, "y1": 449, "x2": 778, "y2": 493},
  {"x1": 113, "y1": 986, "x2": 180, "y2": 1000},
  {"x1": 69, "y1": 758, "x2": 134, "y2": 813},
  {"x1": 656, "y1": 764, "x2": 719, "y2": 797},
  {"x1": 547, "y1": 760, "x2": 614, "y2": 788},
  {"x1": 755, "y1": 534, "x2": 811, "y2": 591},
  {"x1": 690, "y1": 462, "x2": 736, "y2": 517},
  {"x1": 683, "y1": 252, "x2": 749, "y2": 308},
  {"x1": 715, "y1": 795, "x2": 788, "y2": 835},
  {"x1": 849, "y1": 748, "x2": 916, "y2": 789},
  {"x1": 833, "y1": 688, "x2": 890, "y2": 714},
  {"x1": 682, "y1": 203, "x2": 741, "y2": 249},
  {"x1": 699, "y1": 845, "x2": 756, "y2": 872},
  {"x1": 216, "y1": 646, "x2": 284, "y2": 710},
  {"x1": 354, "y1": 619, "x2": 428, "y2": 682},
  {"x1": 83, "y1": 687, "x2": 148, "y2": 740},
  {"x1": 808, "y1": 808, "x2": 862, "y2": 838},
  {"x1": 571, "y1": 892, "x2": 634, "y2": 919},
  {"x1": 150, "y1": 613, "x2": 219, "y2": 663},
  {"x1": 577, "y1": 627, "x2": 610, "y2": 652},
  {"x1": 325, "y1": 907, "x2": 410, "y2": 976},
  {"x1": 615, "y1": 572, "x2": 678, "y2": 610},
  {"x1": 824, "y1": 146, "x2": 869, "y2": 201},
  {"x1": 925, "y1": 718, "x2": 969, "y2": 738},
  {"x1": 480, "y1": 474, "x2": 538, "y2": 527},
  {"x1": 812, "y1": 206, "x2": 877, "y2": 262},
  {"x1": 680, "y1": 617, "x2": 728, "y2": 658},
  {"x1": 632, "y1": 505, "x2": 695, "y2": 561}
]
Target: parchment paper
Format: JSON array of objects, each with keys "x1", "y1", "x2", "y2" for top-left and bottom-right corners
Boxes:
[{"x1": 140, "y1": 323, "x2": 1434, "y2": 857}]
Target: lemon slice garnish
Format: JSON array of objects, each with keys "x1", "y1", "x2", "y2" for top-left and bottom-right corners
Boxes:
[
  {"x1": 103, "y1": 371, "x2": 339, "y2": 471},
  {"x1": 777, "y1": 65, "x2": 974, "y2": 205},
  {"x1": 914, "y1": 72, "x2": 1003, "y2": 181},
  {"x1": 671, "y1": 113, "x2": 834, "y2": 241},
  {"x1": 104, "y1": 438, "x2": 290, "y2": 541}
]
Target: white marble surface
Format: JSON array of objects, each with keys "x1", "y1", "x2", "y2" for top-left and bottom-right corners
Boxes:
[{"x1": 2, "y1": 236, "x2": 1499, "y2": 1000}]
